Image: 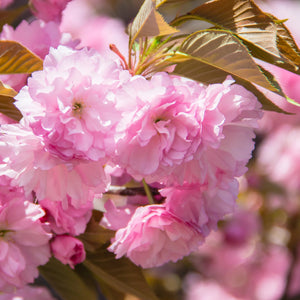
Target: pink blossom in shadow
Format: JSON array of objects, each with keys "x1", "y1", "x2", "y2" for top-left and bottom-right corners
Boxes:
[
  {"x1": 50, "y1": 235, "x2": 85, "y2": 269},
  {"x1": 0, "y1": 197, "x2": 51, "y2": 292},
  {"x1": 0, "y1": 19, "x2": 77, "y2": 91},
  {"x1": 0, "y1": 285, "x2": 55, "y2": 300},
  {"x1": 109, "y1": 205, "x2": 204, "y2": 268},
  {"x1": 30, "y1": 0, "x2": 72, "y2": 23}
]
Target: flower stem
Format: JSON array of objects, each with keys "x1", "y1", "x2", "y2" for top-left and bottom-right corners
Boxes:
[{"x1": 142, "y1": 179, "x2": 154, "y2": 205}]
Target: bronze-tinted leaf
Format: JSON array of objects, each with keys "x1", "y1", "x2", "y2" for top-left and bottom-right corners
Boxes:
[
  {"x1": 0, "y1": 5, "x2": 28, "y2": 31},
  {"x1": 92, "y1": 278, "x2": 126, "y2": 300},
  {"x1": 175, "y1": 29, "x2": 278, "y2": 92},
  {"x1": 0, "y1": 41, "x2": 43, "y2": 74},
  {"x1": 185, "y1": 0, "x2": 280, "y2": 57},
  {"x1": 82, "y1": 252, "x2": 128, "y2": 300},
  {"x1": 0, "y1": 81, "x2": 17, "y2": 97},
  {"x1": 0, "y1": 82, "x2": 22, "y2": 121},
  {"x1": 156, "y1": 0, "x2": 194, "y2": 6},
  {"x1": 129, "y1": 0, "x2": 178, "y2": 42},
  {"x1": 171, "y1": 0, "x2": 300, "y2": 74},
  {"x1": 0, "y1": 95, "x2": 22, "y2": 121},
  {"x1": 39, "y1": 258, "x2": 98, "y2": 300},
  {"x1": 79, "y1": 210, "x2": 115, "y2": 252},
  {"x1": 84, "y1": 247, "x2": 159, "y2": 300},
  {"x1": 173, "y1": 57, "x2": 228, "y2": 84},
  {"x1": 173, "y1": 58, "x2": 286, "y2": 112},
  {"x1": 156, "y1": 0, "x2": 208, "y2": 22},
  {"x1": 268, "y1": 14, "x2": 300, "y2": 69},
  {"x1": 257, "y1": 64, "x2": 284, "y2": 95}
]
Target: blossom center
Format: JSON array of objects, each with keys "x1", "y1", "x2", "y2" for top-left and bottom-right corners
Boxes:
[
  {"x1": 154, "y1": 118, "x2": 164, "y2": 123},
  {"x1": 0, "y1": 229, "x2": 13, "y2": 238},
  {"x1": 72, "y1": 101, "x2": 84, "y2": 116}
]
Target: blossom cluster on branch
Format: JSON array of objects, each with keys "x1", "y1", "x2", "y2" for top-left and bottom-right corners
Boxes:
[{"x1": 0, "y1": 0, "x2": 300, "y2": 299}]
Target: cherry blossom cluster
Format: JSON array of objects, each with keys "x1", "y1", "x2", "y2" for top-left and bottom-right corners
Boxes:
[
  {"x1": 0, "y1": 0, "x2": 263, "y2": 293},
  {"x1": 107, "y1": 73, "x2": 262, "y2": 267}
]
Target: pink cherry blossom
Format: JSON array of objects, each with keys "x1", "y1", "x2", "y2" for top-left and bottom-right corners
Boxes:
[
  {"x1": 39, "y1": 196, "x2": 93, "y2": 235},
  {"x1": 60, "y1": 0, "x2": 128, "y2": 59},
  {"x1": 0, "y1": 20, "x2": 76, "y2": 60},
  {"x1": 76, "y1": 16, "x2": 128, "y2": 60},
  {"x1": 51, "y1": 235, "x2": 86, "y2": 269},
  {"x1": 30, "y1": 0, "x2": 72, "y2": 22},
  {"x1": 115, "y1": 73, "x2": 217, "y2": 182},
  {"x1": 62, "y1": 15, "x2": 128, "y2": 60},
  {"x1": 0, "y1": 0, "x2": 13, "y2": 9},
  {"x1": 109, "y1": 205, "x2": 204, "y2": 268},
  {"x1": 100, "y1": 199, "x2": 138, "y2": 231},
  {"x1": 60, "y1": 0, "x2": 104, "y2": 36},
  {"x1": 0, "y1": 175, "x2": 25, "y2": 206},
  {"x1": 249, "y1": 246, "x2": 290, "y2": 300},
  {"x1": 288, "y1": 245, "x2": 300, "y2": 297},
  {"x1": 115, "y1": 74, "x2": 262, "y2": 185},
  {"x1": 167, "y1": 78, "x2": 262, "y2": 186},
  {"x1": 101, "y1": 195, "x2": 148, "y2": 231},
  {"x1": 184, "y1": 275, "x2": 241, "y2": 300},
  {"x1": 0, "y1": 19, "x2": 77, "y2": 91},
  {"x1": 0, "y1": 113, "x2": 15, "y2": 125},
  {"x1": 15, "y1": 45, "x2": 130, "y2": 162},
  {"x1": 194, "y1": 224, "x2": 290, "y2": 300},
  {"x1": 223, "y1": 209, "x2": 261, "y2": 246},
  {"x1": 0, "y1": 123, "x2": 108, "y2": 208},
  {"x1": 0, "y1": 197, "x2": 51, "y2": 292},
  {"x1": 108, "y1": 165, "x2": 135, "y2": 186},
  {"x1": 161, "y1": 181, "x2": 238, "y2": 236},
  {"x1": 258, "y1": 124, "x2": 300, "y2": 192}
]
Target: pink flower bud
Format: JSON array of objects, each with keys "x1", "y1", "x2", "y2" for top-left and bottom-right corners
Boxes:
[{"x1": 51, "y1": 235, "x2": 85, "y2": 269}]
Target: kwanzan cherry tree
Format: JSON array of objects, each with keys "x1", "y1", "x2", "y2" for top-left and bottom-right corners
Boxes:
[{"x1": 0, "y1": 0, "x2": 300, "y2": 299}]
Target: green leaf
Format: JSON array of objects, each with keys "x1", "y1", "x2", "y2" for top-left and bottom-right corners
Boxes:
[
  {"x1": 93, "y1": 279, "x2": 126, "y2": 300},
  {"x1": 129, "y1": 0, "x2": 178, "y2": 42},
  {"x1": 39, "y1": 258, "x2": 98, "y2": 300},
  {"x1": 74, "y1": 264, "x2": 126, "y2": 300},
  {"x1": 0, "y1": 82, "x2": 22, "y2": 121},
  {"x1": 84, "y1": 247, "x2": 159, "y2": 300},
  {"x1": 79, "y1": 210, "x2": 115, "y2": 252},
  {"x1": 0, "y1": 41, "x2": 43, "y2": 74},
  {"x1": 173, "y1": 29, "x2": 278, "y2": 93},
  {"x1": 287, "y1": 96, "x2": 300, "y2": 107}
]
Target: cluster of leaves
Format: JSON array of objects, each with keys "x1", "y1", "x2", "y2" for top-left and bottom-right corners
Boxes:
[
  {"x1": 1, "y1": 1, "x2": 300, "y2": 299},
  {"x1": 128, "y1": 0, "x2": 300, "y2": 112}
]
